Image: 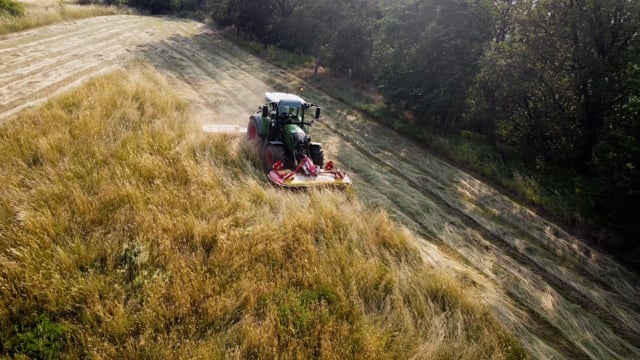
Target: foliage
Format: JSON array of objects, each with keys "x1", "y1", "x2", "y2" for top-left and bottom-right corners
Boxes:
[
  {"x1": 372, "y1": 0, "x2": 494, "y2": 131},
  {"x1": 467, "y1": 0, "x2": 640, "y2": 248},
  {"x1": 591, "y1": 63, "x2": 640, "y2": 242},
  {"x1": 324, "y1": 0, "x2": 377, "y2": 81},
  {"x1": 0, "y1": 0, "x2": 24, "y2": 17},
  {"x1": 211, "y1": 0, "x2": 379, "y2": 79},
  {"x1": 127, "y1": 0, "x2": 187, "y2": 13},
  {"x1": 5, "y1": 315, "x2": 67, "y2": 359}
]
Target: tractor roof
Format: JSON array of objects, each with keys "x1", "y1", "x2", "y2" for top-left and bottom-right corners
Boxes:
[{"x1": 265, "y1": 92, "x2": 307, "y2": 105}]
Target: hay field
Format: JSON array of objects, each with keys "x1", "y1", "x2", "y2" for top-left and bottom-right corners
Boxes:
[{"x1": 0, "y1": 65, "x2": 525, "y2": 359}]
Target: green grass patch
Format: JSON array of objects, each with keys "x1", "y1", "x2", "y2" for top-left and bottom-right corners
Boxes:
[
  {"x1": 421, "y1": 130, "x2": 581, "y2": 225},
  {"x1": 5, "y1": 314, "x2": 67, "y2": 360}
]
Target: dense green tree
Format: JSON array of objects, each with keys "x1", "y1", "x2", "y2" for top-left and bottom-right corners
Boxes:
[
  {"x1": 210, "y1": 0, "x2": 380, "y2": 79},
  {"x1": 324, "y1": 0, "x2": 380, "y2": 80},
  {"x1": 466, "y1": 0, "x2": 640, "y2": 244},
  {"x1": 488, "y1": 1, "x2": 585, "y2": 164},
  {"x1": 570, "y1": 1, "x2": 640, "y2": 168},
  {"x1": 291, "y1": 0, "x2": 346, "y2": 77},
  {"x1": 462, "y1": 0, "x2": 514, "y2": 138},
  {"x1": 487, "y1": 0, "x2": 639, "y2": 166},
  {"x1": 591, "y1": 64, "x2": 640, "y2": 243},
  {"x1": 372, "y1": 0, "x2": 494, "y2": 131}
]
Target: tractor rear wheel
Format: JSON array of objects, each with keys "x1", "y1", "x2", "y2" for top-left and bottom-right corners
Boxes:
[
  {"x1": 310, "y1": 145, "x2": 324, "y2": 167},
  {"x1": 247, "y1": 117, "x2": 258, "y2": 140},
  {"x1": 264, "y1": 144, "x2": 285, "y2": 172}
]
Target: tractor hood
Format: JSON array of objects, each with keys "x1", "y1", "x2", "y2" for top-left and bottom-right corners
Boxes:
[{"x1": 284, "y1": 124, "x2": 307, "y2": 149}]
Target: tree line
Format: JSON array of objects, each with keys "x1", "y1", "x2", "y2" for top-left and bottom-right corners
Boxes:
[{"x1": 71, "y1": 0, "x2": 640, "y2": 252}]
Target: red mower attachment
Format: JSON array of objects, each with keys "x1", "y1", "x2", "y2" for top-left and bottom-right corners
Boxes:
[{"x1": 267, "y1": 156, "x2": 352, "y2": 188}]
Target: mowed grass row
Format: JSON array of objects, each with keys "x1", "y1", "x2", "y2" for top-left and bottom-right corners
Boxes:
[
  {"x1": 0, "y1": 1, "x2": 120, "y2": 35},
  {"x1": 0, "y1": 65, "x2": 527, "y2": 359}
]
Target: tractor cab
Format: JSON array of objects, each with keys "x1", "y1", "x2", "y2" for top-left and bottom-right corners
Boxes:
[{"x1": 264, "y1": 92, "x2": 312, "y2": 126}]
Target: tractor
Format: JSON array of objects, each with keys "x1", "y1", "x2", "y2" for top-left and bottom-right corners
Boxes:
[{"x1": 247, "y1": 92, "x2": 351, "y2": 187}]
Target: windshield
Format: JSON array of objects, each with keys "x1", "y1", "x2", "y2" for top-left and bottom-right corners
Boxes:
[{"x1": 278, "y1": 100, "x2": 303, "y2": 122}]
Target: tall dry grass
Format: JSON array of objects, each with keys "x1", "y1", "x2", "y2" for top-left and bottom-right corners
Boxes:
[
  {"x1": 0, "y1": 0, "x2": 121, "y2": 35},
  {"x1": 0, "y1": 64, "x2": 528, "y2": 359}
]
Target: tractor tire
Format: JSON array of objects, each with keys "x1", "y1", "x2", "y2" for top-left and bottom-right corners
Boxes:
[
  {"x1": 310, "y1": 145, "x2": 324, "y2": 167},
  {"x1": 247, "y1": 117, "x2": 259, "y2": 140},
  {"x1": 264, "y1": 144, "x2": 285, "y2": 172}
]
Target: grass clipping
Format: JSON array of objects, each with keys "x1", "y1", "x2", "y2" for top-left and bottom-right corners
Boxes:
[{"x1": 0, "y1": 65, "x2": 527, "y2": 359}]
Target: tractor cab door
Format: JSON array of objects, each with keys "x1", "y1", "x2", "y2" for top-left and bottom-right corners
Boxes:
[{"x1": 266, "y1": 103, "x2": 279, "y2": 141}]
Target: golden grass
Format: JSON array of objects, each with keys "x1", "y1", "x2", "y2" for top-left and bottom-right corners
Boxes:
[
  {"x1": 0, "y1": 64, "x2": 528, "y2": 359},
  {"x1": 0, "y1": 0, "x2": 121, "y2": 35}
]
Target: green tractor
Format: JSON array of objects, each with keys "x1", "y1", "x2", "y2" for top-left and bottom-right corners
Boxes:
[{"x1": 247, "y1": 92, "x2": 351, "y2": 187}]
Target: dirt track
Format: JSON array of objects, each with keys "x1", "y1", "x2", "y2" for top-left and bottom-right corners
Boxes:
[{"x1": 2, "y1": 15, "x2": 640, "y2": 359}]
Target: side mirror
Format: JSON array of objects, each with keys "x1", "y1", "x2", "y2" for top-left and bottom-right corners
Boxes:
[
  {"x1": 262, "y1": 105, "x2": 269, "y2": 118},
  {"x1": 314, "y1": 107, "x2": 321, "y2": 119}
]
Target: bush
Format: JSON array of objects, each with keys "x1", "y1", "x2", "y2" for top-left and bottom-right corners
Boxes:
[
  {"x1": 0, "y1": 0, "x2": 25, "y2": 17},
  {"x1": 128, "y1": 0, "x2": 179, "y2": 13}
]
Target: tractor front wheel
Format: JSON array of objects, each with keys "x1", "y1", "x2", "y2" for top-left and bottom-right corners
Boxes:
[{"x1": 264, "y1": 144, "x2": 285, "y2": 172}]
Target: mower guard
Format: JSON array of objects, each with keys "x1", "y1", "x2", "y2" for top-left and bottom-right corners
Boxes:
[{"x1": 267, "y1": 158, "x2": 352, "y2": 188}]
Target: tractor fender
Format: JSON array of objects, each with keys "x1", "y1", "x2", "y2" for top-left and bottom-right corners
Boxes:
[{"x1": 250, "y1": 115, "x2": 267, "y2": 137}]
